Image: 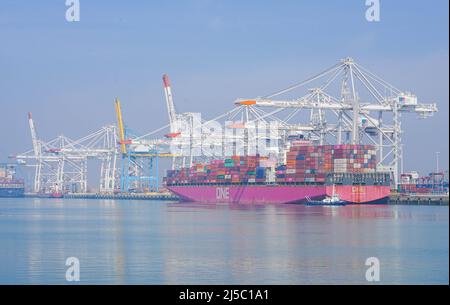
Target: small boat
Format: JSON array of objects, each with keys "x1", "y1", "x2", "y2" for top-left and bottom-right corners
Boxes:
[{"x1": 305, "y1": 185, "x2": 346, "y2": 206}]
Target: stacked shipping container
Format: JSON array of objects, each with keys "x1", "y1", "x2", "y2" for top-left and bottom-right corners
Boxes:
[
  {"x1": 398, "y1": 172, "x2": 449, "y2": 194},
  {"x1": 165, "y1": 143, "x2": 378, "y2": 186},
  {"x1": 276, "y1": 142, "x2": 377, "y2": 183},
  {"x1": 164, "y1": 155, "x2": 270, "y2": 185}
]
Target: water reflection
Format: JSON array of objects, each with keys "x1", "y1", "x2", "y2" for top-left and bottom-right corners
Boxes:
[{"x1": 0, "y1": 198, "x2": 448, "y2": 284}]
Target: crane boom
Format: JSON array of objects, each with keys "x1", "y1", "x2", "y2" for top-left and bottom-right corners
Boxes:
[
  {"x1": 28, "y1": 112, "x2": 40, "y2": 157},
  {"x1": 115, "y1": 98, "x2": 127, "y2": 154},
  {"x1": 235, "y1": 98, "x2": 438, "y2": 114},
  {"x1": 27, "y1": 112, "x2": 42, "y2": 193},
  {"x1": 163, "y1": 74, "x2": 177, "y2": 133}
]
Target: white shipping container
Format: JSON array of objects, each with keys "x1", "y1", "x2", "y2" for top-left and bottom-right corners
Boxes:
[
  {"x1": 334, "y1": 166, "x2": 347, "y2": 172},
  {"x1": 259, "y1": 160, "x2": 276, "y2": 168},
  {"x1": 286, "y1": 169, "x2": 296, "y2": 174},
  {"x1": 334, "y1": 164, "x2": 347, "y2": 168},
  {"x1": 334, "y1": 159, "x2": 347, "y2": 164},
  {"x1": 334, "y1": 168, "x2": 347, "y2": 173}
]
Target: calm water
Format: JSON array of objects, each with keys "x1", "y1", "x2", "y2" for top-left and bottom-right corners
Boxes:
[{"x1": 0, "y1": 198, "x2": 448, "y2": 284}]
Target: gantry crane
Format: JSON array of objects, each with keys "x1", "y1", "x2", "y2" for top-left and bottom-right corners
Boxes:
[
  {"x1": 233, "y1": 57, "x2": 438, "y2": 185},
  {"x1": 15, "y1": 58, "x2": 438, "y2": 192},
  {"x1": 16, "y1": 113, "x2": 118, "y2": 194},
  {"x1": 114, "y1": 98, "x2": 160, "y2": 192},
  {"x1": 114, "y1": 96, "x2": 180, "y2": 192}
]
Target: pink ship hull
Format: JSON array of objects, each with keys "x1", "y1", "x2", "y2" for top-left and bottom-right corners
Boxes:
[
  {"x1": 168, "y1": 185, "x2": 326, "y2": 204},
  {"x1": 327, "y1": 185, "x2": 390, "y2": 204}
]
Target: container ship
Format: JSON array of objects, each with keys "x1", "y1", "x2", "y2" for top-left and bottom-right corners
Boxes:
[
  {"x1": 164, "y1": 142, "x2": 391, "y2": 205},
  {"x1": 0, "y1": 163, "x2": 25, "y2": 198}
]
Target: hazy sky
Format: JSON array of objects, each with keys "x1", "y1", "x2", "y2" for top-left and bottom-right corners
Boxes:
[{"x1": 0, "y1": 0, "x2": 448, "y2": 178}]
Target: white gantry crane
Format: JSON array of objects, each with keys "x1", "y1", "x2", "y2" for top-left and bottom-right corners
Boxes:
[
  {"x1": 15, "y1": 113, "x2": 118, "y2": 194},
  {"x1": 233, "y1": 57, "x2": 438, "y2": 186}
]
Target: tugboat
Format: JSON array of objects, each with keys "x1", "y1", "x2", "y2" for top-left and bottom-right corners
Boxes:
[{"x1": 305, "y1": 185, "x2": 347, "y2": 206}]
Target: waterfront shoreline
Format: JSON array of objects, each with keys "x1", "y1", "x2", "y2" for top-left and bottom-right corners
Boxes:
[{"x1": 18, "y1": 192, "x2": 450, "y2": 206}]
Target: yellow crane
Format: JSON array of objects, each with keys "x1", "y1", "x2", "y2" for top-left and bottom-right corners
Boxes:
[
  {"x1": 114, "y1": 98, "x2": 128, "y2": 155},
  {"x1": 114, "y1": 98, "x2": 178, "y2": 158}
]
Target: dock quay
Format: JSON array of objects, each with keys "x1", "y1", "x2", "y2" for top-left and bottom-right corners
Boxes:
[
  {"x1": 389, "y1": 193, "x2": 449, "y2": 206},
  {"x1": 22, "y1": 192, "x2": 449, "y2": 205},
  {"x1": 25, "y1": 192, "x2": 179, "y2": 201}
]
